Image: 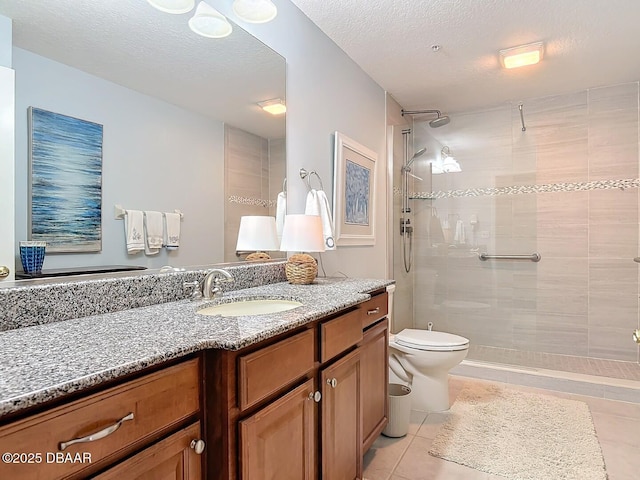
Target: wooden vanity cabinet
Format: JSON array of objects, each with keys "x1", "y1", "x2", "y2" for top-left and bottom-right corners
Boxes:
[
  {"x1": 207, "y1": 289, "x2": 389, "y2": 480},
  {"x1": 0, "y1": 356, "x2": 204, "y2": 480}
]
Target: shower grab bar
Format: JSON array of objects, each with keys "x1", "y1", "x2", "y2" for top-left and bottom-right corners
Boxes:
[{"x1": 479, "y1": 252, "x2": 541, "y2": 262}]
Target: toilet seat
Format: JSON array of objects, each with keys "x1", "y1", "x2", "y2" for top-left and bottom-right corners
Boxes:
[{"x1": 394, "y1": 329, "x2": 469, "y2": 352}]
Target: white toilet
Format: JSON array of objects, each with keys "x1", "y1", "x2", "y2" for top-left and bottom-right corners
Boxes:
[{"x1": 386, "y1": 285, "x2": 469, "y2": 412}]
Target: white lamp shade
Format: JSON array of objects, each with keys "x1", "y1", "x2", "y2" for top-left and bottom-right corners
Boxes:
[
  {"x1": 280, "y1": 215, "x2": 326, "y2": 253},
  {"x1": 232, "y1": 0, "x2": 278, "y2": 23},
  {"x1": 147, "y1": 0, "x2": 195, "y2": 14},
  {"x1": 236, "y1": 216, "x2": 279, "y2": 251},
  {"x1": 189, "y1": 2, "x2": 233, "y2": 38}
]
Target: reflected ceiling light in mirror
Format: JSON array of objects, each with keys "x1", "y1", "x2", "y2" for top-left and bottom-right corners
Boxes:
[
  {"x1": 146, "y1": 0, "x2": 195, "y2": 14},
  {"x1": 233, "y1": 0, "x2": 278, "y2": 23},
  {"x1": 499, "y1": 41, "x2": 544, "y2": 69},
  {"x1": 189, "y1": 2, "x2": 233, "y2": 38},
  {"x1": 258, "y1": 98, "x2": 286, "y2": 115}
]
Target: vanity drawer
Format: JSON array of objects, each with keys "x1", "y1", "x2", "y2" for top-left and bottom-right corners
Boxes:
[
  {"x1": 0, "y1": 358, "x2": 200, "y2": 480},
  {"x1": 238, "y1": 329, "x2": 315, "y2": 411},
  {"x1": 320, "y1": 309, "x2": 363, "y2": 363},
  {"x1": 359, "y1": 292, "x2": 388, "y2": 329}
]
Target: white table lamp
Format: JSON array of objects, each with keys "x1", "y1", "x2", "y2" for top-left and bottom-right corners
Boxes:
[
  {"x1": 279, "y1": 214, "x2": 325, "y2": 284},
  {"x1": 236, "y1": 216, "x2": 279, "y2": 260}
]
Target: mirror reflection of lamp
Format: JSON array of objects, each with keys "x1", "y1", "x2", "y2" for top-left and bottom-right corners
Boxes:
[
  {"x1": 279, "y1": 215, "x2": 326, "y2": 284},
  {"x1": 236, "y1": 216, "x2": 279, "y2": 261}
]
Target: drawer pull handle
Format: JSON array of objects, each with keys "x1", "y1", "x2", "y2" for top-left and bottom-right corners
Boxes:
[
  {"x1": 327, "y1": 378, "x2": 338, "y2": 388},
  {"x1": 59, "y1": 412, "x2": 134, "y2": 451},
  {"x1": 367, "y1": 307, "x2": 381, "y2": 315},
  {"x1": 190, "y1": 439, "x2": 206, "y2": 455}
]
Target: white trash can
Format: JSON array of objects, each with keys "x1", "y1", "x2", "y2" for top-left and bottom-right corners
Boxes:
[{"x1": 382, "y1": 384, "x2": 412, "y2": 438}]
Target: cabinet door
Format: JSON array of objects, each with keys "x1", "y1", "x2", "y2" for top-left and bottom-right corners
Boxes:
[
  {"x1": 361, "y1": 318, "x2": 388, "y2": 453},
  {"x1": 94, "y1": 422, "x2": 203, "y2": 480},
  {"x1": 321, "y1": 349, "x2": 360, "y2": 480},
  {"x1": 239, "y1": 379, "x2": 316, "y2": 480}
]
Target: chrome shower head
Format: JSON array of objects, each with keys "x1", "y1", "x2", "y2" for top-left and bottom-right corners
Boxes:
[
  {"x1": 411, "y1": 147, "x2": 427, "y2": 161},
  {"x1": 403, "y1": 147, "x2": 427, "y2": 172},
  {"x1": 401, "y1": 109, "x2": 451, "y2": 128},
  {"x1": 429, "y1": 114, "x2": 450, "y2": 128}
]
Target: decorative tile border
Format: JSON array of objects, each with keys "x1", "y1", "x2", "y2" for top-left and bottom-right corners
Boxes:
[
  {"x1": 409, "y1": 178, "x2": 640, "y2": 199},
  {"x1": 228, "y1": 195, "x2": 276, "y2": 208}
]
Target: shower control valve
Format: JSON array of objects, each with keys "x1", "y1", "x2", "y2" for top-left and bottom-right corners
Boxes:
[{"x1": 401, "y1": 218, "x2": 413, "y2": 235}]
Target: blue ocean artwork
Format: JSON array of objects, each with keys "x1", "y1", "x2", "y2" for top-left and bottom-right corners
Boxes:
[
  {"x1": 344, "y1": 159, "x2": 370, "y2": 226},
  {"x1": 29, "y1": 107, "x2": 103, "y2": 252}
]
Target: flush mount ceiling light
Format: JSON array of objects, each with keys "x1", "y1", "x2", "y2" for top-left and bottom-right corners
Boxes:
[
  {"x1": 258, "y1": 98, "x2": 286, "y2": 115},
  {"x1": 189, "y1": 1, "x2": 233, "y2": 38},
  {"x1": 147, "y1": 0, "x2": 195, "y2": 14},
  {"x1": 233, "y1": 0, "x2": 278, "y2": 23},
  {"x1": 499, "y1": 41, "x2": 544, "y2": 69}
]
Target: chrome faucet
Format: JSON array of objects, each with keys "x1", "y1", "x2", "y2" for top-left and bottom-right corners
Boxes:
[
  {"x1": 201, "y1": 269, "x2": 234, "y2": 299},
  {"x1": 184, "y1": 269, "x2": 234, "y2": 300}
]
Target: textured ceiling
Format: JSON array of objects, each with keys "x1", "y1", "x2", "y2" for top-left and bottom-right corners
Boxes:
[
  {"x1": 0, "y1": 0, "x2": 285, "y2": 139},
  {"x1": 290, "y1": 0, "x2": 640, "y2": 114}
]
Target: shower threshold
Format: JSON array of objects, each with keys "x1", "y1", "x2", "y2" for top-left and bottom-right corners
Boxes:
[{"x1": 451, "y1": 345, "x2": 640, "y2": 404}]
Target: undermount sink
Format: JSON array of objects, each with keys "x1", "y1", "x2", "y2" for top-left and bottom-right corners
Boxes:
[{"x1": 197, "y1": 299, "x2": 303, "y2": 317}]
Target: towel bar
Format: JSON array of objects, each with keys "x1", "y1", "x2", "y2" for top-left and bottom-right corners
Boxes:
[
  {"x1": 114, "y1": 205, "x2": 183, "y2": 220},
  {"x1": 479, "y1": 252, "x2": 541, "y2": 262}
]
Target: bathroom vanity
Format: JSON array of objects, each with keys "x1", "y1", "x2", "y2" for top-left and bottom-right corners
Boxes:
[{"x1": 0, "y1": 271, "x2": 391, "y2": 479}]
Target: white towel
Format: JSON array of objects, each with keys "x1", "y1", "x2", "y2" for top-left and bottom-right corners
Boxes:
[
  {"x1": 275, "y1": 191, "x2": 286, "y2": 242},
  {"x1": 305, "y1": 189, "x2": 336, "y2": 250},
  {"x1": 454, "y1": 219, "x2": 466, "y2": 245},
  {"x1": 163, "y1": 212, "x2": 181, "y2": 250},
  {"x1": 125, "y1": 210, "x2": 144, "y2": 254},
  {"x1": 144, "y1": 210, "x2": 163, "y2": 255}
]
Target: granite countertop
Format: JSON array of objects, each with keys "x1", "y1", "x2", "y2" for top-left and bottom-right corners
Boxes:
[{"x1": 0, "y1": 277, "x2": 393, "y2": 417}]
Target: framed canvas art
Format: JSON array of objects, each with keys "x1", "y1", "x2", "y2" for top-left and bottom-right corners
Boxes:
[
  {"x1": 28, "y1": 107, "x2": 103, "y2": 252},
  {"x1": 333, "y1": 131, "x2": 377, "y2": 246}
]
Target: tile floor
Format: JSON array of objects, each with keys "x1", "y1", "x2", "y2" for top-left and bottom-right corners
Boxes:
[{"x1": 363, "y1": 376, "x2": 640, "y2": 480}]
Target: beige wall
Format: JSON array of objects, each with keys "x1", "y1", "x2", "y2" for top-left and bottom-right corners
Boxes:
[{"x1": 412, "y1": 82, "x2": 640, "y2": 362}]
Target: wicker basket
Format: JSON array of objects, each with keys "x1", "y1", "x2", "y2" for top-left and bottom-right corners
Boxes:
[
  {"x1": 245, "y1": 251, "x2": 271, "y2": 261},
  {"x1": 285, "y1": 253, "x2": 318, "y2": 284}
]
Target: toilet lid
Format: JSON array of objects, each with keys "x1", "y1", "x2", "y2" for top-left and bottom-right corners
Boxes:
[{"x1": 395, "y1": 329, "x2": 469, "y2": 351}]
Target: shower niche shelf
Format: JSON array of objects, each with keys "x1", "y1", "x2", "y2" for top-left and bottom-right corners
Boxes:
[{"x1": 408, "y1": 195, "x2": 435, "y2": 200}]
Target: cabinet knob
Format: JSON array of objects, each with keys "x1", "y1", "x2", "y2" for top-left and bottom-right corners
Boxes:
[
  {"x1": 190, "y1": 439, "x2": 206, "y2": 455},
  {"x1": 327, "y1": 378, "x2": 338, "y2": 388},
  {"x1": 0, "y1": 266, "x2": 9, "y2": 279},
  {"x1": 308, "y1": 391, "x2": 322, "y2": 402}
]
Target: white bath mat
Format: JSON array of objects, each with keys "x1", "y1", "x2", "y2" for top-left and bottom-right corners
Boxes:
[{"x1": 429, "y1": 383, "x2": 608, "y2": 480}]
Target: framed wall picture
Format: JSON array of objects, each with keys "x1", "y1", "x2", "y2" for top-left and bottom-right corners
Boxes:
[
  {"x1": 333, "y1": 131, "x2": 377, "y2": 246},
  {"x1": 28, "y1": 107, "x2": 103, "y2": 252}
]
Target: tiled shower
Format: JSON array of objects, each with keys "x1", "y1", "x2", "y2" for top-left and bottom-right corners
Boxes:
[{"x1": 393, "y1": 82, "x2": 640, "y2": 379}]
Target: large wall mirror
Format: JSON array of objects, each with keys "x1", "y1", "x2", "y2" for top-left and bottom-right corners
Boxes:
[{"x1": 0, "y1": 0, "x2": 286, "y2": 282}]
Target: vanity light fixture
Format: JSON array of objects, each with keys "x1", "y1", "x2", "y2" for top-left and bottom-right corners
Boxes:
[
  {"x1": 147, "y1": 0, "x2": 195, "y2": 14},
  {"x1": 441, "y1": 146, "x2": 462, "y2": 173},
  {"x1": 232, "y1": 0, "x2": 278, "y2": 24},
  {"x1": 189, "y1": 2, "x2": 233, "y2": 38},
  {"x1": 499, "y1": 41, "x2": 544, "y2": 69},
  {"x1": 258, "y1": 98, "x2": 286, "y2": 115}
]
